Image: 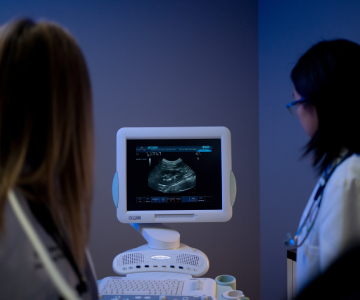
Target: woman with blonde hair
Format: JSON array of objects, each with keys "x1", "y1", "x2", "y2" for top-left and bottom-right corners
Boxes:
[{"x1": 0, "y1": 18, "x2": 97, "y2": 299}]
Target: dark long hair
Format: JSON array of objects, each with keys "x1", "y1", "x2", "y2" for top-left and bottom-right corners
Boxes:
[
  {"x1": 0, "y1": 19, "x2": 94, "y2": 267},
  {"x1": 291, "y1": 39, "x2": 360, "y2": 174}
]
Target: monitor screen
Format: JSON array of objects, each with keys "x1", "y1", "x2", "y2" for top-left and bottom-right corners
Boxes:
[{"x1": 126, "y1": 139, "x2": 222, "y2": 211}]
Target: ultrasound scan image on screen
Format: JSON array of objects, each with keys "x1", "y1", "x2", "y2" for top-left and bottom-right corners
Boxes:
[
  {"x1": 148, "y1": 158, "x2": 196, "y2": 193},
  {"x1": 126, "y1": 139, "x2": 222, "y2": 211}
]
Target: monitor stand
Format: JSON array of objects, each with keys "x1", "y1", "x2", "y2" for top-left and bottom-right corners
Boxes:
[
  {"x1": 130, "y1": 223, "x2": 180, "y2": 250},
  {"x1": 112, "y1": 223, "x2": 209, "y2": 276}
]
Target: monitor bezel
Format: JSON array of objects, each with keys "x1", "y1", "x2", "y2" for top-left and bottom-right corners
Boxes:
[{"x1": 116, "y1": 126, "x2": 232, "y2": 223}]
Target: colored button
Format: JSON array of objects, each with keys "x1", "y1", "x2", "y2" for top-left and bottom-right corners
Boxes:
[
  {"x1": 190, "y1": 197, "x2": 198, "y2": 202},
  {"x1": 151, "y1": 197, "x2": 160, "y2": 203},
  {"x1": 160, "y1": 197, "x2": 167, "y2": 203},
  {"x1": 181, "y1": 197, "x2": 189, "y2": 202}
]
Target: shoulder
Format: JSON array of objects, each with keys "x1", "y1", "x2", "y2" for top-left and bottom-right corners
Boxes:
[
  {"x1": 328, "y1": 154, "x2": 360, "y2": 186},
  {"x1": 346, "y1": 154, "x2": 360, "y2": 179},
  {"x1": 0, "y1": 191, "x2": 47, "y2": 297},
  {"x1": 319, "y1": 153, "x2": 360, "y2": 227},
  {"x1": 319, "y1": 154, "x2": 360, "y2": 225},
  {"x1": 0, "y1": 190, "x2": 73, "y2": 299}
]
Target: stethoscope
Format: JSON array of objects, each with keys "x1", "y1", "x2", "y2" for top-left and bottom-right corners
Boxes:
[{"x1": 285, "y1": 151, "x2": 352, "y2": 248}]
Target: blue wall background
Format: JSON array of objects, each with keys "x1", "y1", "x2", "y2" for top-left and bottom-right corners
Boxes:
[
  {"x1": 6, "y1": 0, "x2": 360, "y2": 298},
  {"x1": 1, "y1": 1, "x2": 260, "y2": 299},
  {"x1": 259, "y1": 0, "x2": 360, "y2": 299}
]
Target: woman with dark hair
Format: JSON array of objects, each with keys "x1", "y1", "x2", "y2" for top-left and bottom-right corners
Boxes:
[
  {"x1": 0, "y1": 19, "x2": 98, "y2": 299},
  {"x1": 286, "y1": 39, "x2": 360, "y2": 293}
]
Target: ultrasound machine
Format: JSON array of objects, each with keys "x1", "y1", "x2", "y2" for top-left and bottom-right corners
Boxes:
[{"x1": 98, "y1": 127, "x2": 248, "y2": 300}]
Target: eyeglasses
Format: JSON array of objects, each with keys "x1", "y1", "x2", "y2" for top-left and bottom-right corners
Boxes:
[{"x1": 285, "y1": 97, "x2": 308, "y2": 116}]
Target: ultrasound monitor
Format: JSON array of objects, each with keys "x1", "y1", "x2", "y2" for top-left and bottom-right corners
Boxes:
[{"x1": 112, "y1": 126, "x2": 236, "y2": 224}]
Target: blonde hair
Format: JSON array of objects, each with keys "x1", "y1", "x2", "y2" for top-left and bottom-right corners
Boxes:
[{"x1": 0, "y1": 19, "x2": 93, "y2": 267}]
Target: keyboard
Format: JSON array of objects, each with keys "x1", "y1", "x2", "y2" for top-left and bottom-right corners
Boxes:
[
  {"x1": 98, "y1": 277, "x2": 216, "y2": 298},
  {"x1": 98, "y1": 296, "x2": 215, "y2": 300}
]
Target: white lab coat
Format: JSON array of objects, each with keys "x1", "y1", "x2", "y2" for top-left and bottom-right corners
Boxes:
[{"x1": 296, "y1": 153, "x2": 360, "y2": 293}]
